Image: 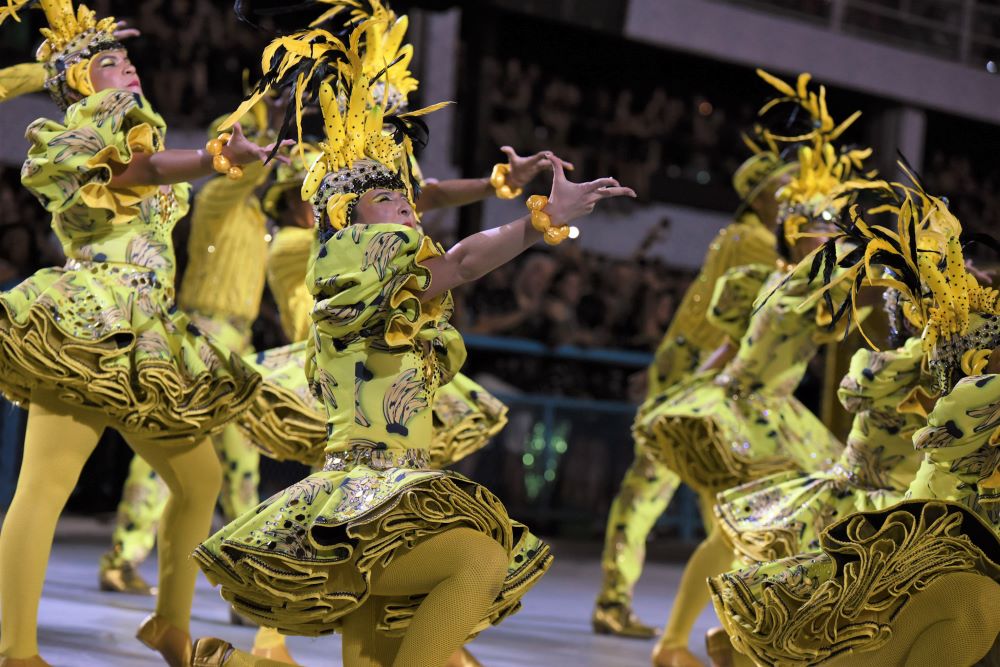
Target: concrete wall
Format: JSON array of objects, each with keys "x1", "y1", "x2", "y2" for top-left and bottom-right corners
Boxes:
[{"x1": 624, "y1": 0, "x2": 1000, "y2": 125}]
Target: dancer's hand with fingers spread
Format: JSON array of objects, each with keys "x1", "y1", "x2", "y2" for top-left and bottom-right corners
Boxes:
[
  {"x1": 112, "y1": 20, "x2": 141, "y2": 41},
  {"x1": 501, "y1": 146, "x2": 574, "y2": 190},
  {"x1": 544, "y1": 154, "x2": 636, "y2": 225},
  {"x1": 222, "y1": 122, "x2": 296, "y2": 166}
]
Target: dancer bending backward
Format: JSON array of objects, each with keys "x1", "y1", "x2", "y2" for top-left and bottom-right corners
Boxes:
[
  {"x1": 191, "y1": 24, "x2": 635, "y2": 667},
  {"x1": 0, "y1": 2, "x2": 293, "y2": 665},
  {"x1": 594, "y1": 145, "x2": 790, "y2": 638},
  {"x1": 711, "y1": 180, "x2": 1000, "y2": 667},
  {"x1": 639, "y1": 71, "x2": 870, "y2": 667}
]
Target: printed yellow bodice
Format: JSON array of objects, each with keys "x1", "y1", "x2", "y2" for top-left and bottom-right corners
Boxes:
[
  {"x1": 21, "y1": 89, "x2": 190, "y2": 281},
  {"x1": 306, "y1": 223, "x2": 466, "y2": 458}
]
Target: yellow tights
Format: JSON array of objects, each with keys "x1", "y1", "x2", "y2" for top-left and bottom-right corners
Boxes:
[
  {"x1": 0, "y1": 387, "x2": 222, "y2": 659},
  {"x1": 217, "y1": 527, "x2": 507, "y2": 667},
  {"x1": 658, "y1": 494, "x2": 734, "y2": 651}
]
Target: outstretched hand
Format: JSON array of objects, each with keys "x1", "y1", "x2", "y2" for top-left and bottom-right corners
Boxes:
[
  {"x1": 222, "y1": 123, "x2": 296, "y2": 166},
  {"x1": 544, "y1": 154, "x2": 635, "y2": 226},
  {"x1": 112, "y1": 20, "x2": 141, "y2": 41},
  {"x1": 501, "y1": 146, "x2": 574, "y2": 190}
]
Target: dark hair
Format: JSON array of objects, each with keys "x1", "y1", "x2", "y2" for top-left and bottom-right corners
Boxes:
[{"x1": 775, "y1": 219, "x2": 792, "y2": 261}]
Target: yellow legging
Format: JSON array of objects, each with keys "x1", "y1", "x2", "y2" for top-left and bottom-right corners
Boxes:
[
  {"x1": 0, "y1": 386, "x2": 222, "y2": 659},
  {"x1": 658, "y1": 491, "x2": 734, "y2": 651},
  {"x1": 217, "y1": 527, "x2": 508, "y2": 667}
]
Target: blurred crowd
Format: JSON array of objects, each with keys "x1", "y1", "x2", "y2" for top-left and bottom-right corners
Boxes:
[
  {"x1": 456, "y1": 245, "x2": 689, "y2": 353},
  {"x1": 481, "y1": 55, "x2": 752, "y2": 207},
  {"x1": 924, "y1": 150, "x2": 1000, "y2": 240}
]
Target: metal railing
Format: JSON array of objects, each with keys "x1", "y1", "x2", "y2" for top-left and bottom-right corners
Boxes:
[
  {"x1": 722, "y1": 0, "x2": 1000, "y2": 67},
  {"x1": 458, "y1": 336, "x2": 704, "y2": 541}
]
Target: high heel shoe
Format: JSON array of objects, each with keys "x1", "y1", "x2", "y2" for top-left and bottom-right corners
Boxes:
[
  {"x1": 192, "y1": 638, "x2": 233, "y2": 667},
  {"x1": 652, "y1": 642, "x2": 707, "y2": 667},
  {"x1": 136, "y1": 613, "x2": 192, "y2": 667},
  {"x1": 592, "y1": 602, "x2": 659, "y2": 639},
  {"x1": 705, "y1": 627, "x2": 734, "y2": 667},
  {"x1": 99, "y1": 561, "x2": 156, "y2": 596},
  {"x1": 0, "y1": 657, "x2": 53, "y2": 667}
]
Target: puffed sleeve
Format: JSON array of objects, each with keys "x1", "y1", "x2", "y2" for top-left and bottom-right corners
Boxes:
[
  {"x1": 906, "y1": 373, "x2": 1000, "y2": 508},
  {"x1": 21, "y1": 90, "x2": 167, "y2": 229},
  {"x1": 309, "y1": 224, "x2": 451, "y2": 348}
]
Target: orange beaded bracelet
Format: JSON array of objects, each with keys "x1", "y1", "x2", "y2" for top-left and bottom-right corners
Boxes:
[
  {"x1": 205, "y1": 132, "x2": 244, "y2": 180},
  {"x1": 489, "y1": 163, "x2": 523, "y2": 200},
  {"x1": 526, "y1": 194, "x2": 574, "y2": 245}
]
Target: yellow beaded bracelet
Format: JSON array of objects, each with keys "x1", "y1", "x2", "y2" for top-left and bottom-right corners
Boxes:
[
  {"x1": 205, "y1": 132, "x2": 244, "y2": 181},
  {"x1": 490, "y1": 163, "x2": 523, "y2": 200},
  {"x1": 526, "y1": 195, "x2": 573, "y2": 245}
]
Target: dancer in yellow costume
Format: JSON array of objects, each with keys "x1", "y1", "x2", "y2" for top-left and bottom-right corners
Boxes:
[
  {"x1": 640, "y1": 71, "x2": 871, "y2": 667},
  {"x1": 710, "y1": 177, "x2": 1000, "y2": 667},
  {"x1": 593, "y1": 137, "x2": 790, "y2": 640},
  {"x1": 253, "y1": 143, "x2": 513, "y2": 666},
  {"x1": 262, "y1": 149, "x2": 511, "y2": 469},
  {"x1": 98, "y1": 104, "x2": 278, "y2": 595},
  {"x1": 0, "y1": 2, "x2": 295, "y2": 665},
  {"x1": 190, "y1": 18, "x2": 635, "y2": 667}
]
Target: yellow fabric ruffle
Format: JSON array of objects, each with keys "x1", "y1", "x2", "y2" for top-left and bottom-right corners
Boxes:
[
  {"x1": 716, "y1": 337, "x2": 930, "y2": 562},
  {"x1": 637, "y1": 257, "x2": 854, "y2": 496},
  {"x1": 0, "y1": 263, "x2": 260, "y2": 443},
  {"x1": 194, "y1": 469, "x2": 552, "y2": 637},
  {"x1": 710, "y1": 500, "x2": 1000, "y2": 666},
  {"x1": 22, "y1": 90, "x2": 168, "y2": 231}
]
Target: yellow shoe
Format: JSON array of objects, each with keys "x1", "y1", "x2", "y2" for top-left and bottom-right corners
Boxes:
[
  {"x1": 705, "y1": 627, "x2": 734, "y2": 667},
  {"x1": 0, "y1": 657, "x2": 53, "y2": 666},
  {"x1": 652, "y1": 643, "x2": 706, "y2": 667},
  {"x1": 99, "y1": 561, "x2": 156, "y2": 595},
  {"x1": 592, "y1": 602, "x2": 658, "y2": 639},
  {"x1": 192, "y1": 637, "x2": 232, "y2": 667},
  {"x1": 444, "y1": 647, "x2": 484, "y2": 667},
  {"x1": 251, "y1": 639, "x2": 298, "y2": 665},
  {"x1": 136, "y1": 613, "x2": 192, "y2": 667}
]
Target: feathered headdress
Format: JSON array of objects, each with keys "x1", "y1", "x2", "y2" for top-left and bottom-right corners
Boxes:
[
  {"x1": 220, "y1": 13, "x2": 446, "y2": 235},
  {"x1": 747, "y1": 70, "x2": 874, "y2": 246},
  {"x1": 802, "y1": 160, "x2": 1000, "y2": 391},
  {"x1": 311, "y1": 1, "x2": 417, "y2": 112},
  {"x1": 0, "y1": 0, "x2": 121, "y2": 109}
]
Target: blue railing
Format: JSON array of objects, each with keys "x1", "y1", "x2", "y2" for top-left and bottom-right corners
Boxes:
[{"x1": 464, "y1": 335, "x2": 704, "y2": 542}]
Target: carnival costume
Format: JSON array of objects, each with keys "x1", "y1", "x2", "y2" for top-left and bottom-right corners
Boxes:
[
  {"x1": 0, "y1": 1, "x2": 290, "y2": 664},
  {"x1": 640, "y1": 71, "x2": 872, "y2": 666},
  {"x1": 594, "y1": 151, "x2": 785, "y2": 638},
  {"x1": 252, "y1": 141, "x2": 510, "y2": 471},
  {"x1": 193, "y1": 21, "x2": 551, "y2": 667},
  {"x1": 711, "y1": 174, "x2": 1000, "y2": 667},
  {"x1": 99, "y1": 107, "x2": 277, "y2": 595}
]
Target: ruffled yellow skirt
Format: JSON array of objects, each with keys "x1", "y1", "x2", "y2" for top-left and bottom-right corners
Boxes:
[
  {"x1": 194, "y1": 457, "x2": 551, "y2": 637},
  {"x1": 637, "y1": 380, "x2": 842, "y2": 496},
  {"x1": 240, "y1": 341, "x2": 509, "y2": 468},
  {"x1": 710, "y1": 500, "x2": 1000, "y2": 666},
  {"x1": 0, "y1": 262, "x2": 260, "y2": 443}
]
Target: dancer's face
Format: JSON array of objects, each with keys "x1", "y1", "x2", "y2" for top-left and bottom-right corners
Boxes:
[
  {"x1": 89, "y1": 50, "x2": 143, "y2": 95},
  {"x1": 355, "y1": 189, "x2": 416, "y2": 228}
]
